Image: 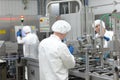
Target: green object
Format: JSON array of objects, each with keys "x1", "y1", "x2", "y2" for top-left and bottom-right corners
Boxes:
[{"x1": 100, "y1": 13, "x2": 120, "y2": 29}]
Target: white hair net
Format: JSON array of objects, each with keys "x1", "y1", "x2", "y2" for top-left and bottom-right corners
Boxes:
[
  {"x1": 92, "y1": 20, "x2": 105, "y2": 28},
  {"x1": 22, "y1": 26, "x2": 31, "y2": 33},
  {"x1": 52, "y1": 20, "x2": 71, "y2": 34}
]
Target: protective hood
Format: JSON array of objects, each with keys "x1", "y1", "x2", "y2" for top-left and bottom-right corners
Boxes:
[
  {"x1": 52, "y1": 20, "x2": 71, "y2": 34},
  {"x1": 22, "y1": 26, "x2": 31, "y2": 33},
  {"x1": 92, "y1": 20, "x2": 105, "y2": 28}
]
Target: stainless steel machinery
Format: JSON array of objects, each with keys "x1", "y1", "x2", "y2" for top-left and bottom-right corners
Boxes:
[
  {"x1": 26, "y1": 58, "x2": 39, "y2": 80},
  {"x1": 0, "y1": 40, "x2": 6, "y2": 57}
]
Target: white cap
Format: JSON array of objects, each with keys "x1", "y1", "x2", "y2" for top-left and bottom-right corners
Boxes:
[
  {"x1": 92, "y1": 20, "x2": 105, "y2": 28},
  {"x1": 52, "y1": 20, "x2": 71, "y2": 34},
  {"x1": 22, "y1": 26, "x2": 31, "y2": 33}
]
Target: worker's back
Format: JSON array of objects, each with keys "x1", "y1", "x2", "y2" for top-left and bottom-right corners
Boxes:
[
  {"x1": 39, "y1": 34, "x2": 75, "y2": 80},
  {"x1": 23, "y1": 33, "x2": 39, "y2": 58}
]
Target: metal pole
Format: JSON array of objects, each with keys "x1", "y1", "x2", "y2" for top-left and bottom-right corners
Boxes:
[{"x1": 85, "y1": 48, "x2": 90, "y2": 80}]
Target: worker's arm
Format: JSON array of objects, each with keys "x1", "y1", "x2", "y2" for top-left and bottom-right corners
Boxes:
[
  {"x1": 17, "y1": 36, "x2": 24, "y2": 44},
  {"x1": 58, "y1": 43, "x2": 75, "y2": 69}
]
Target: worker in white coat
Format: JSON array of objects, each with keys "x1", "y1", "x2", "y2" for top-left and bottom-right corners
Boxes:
[
  {"x1": 93, "y1": 19, "x2": 114, "y2": 48},
  {"x1": 93, "y1": 19, "x2": 114, "y2": 58},
  {"x1": 17, "y1": 26, "x2": 39, "y2": 59},
  {"x1": 17, "y1": 26, "x2": 39, "y2": 80},
  {"x1": 38, "y1": 20, "x2": 75, "y2": 80}
]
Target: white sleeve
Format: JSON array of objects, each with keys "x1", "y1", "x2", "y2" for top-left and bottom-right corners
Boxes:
[
  {"x1": 33, "y1": 34, "x2": 39, "y2": 43},
  {"x1": 17, "y1": 36, "x2": 24, "y2": 44},
  {"x1": 58, "y1": 44, "x2": 75, "y2": 69}
]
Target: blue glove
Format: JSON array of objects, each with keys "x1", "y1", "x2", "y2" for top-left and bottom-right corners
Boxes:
[
  {"x1": 17, "y1": 29, "x2": 22, "y2": 37},
  {"x1": 103, "y1": 36, "x2": 110, "y2": 41},
  {"x1": 68, "y1": 45, "x2": 74, "y2": 54}
]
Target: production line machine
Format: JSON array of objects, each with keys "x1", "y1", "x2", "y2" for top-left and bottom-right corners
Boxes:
[
  {"x1": 0, "y1": 42, "x2": 39, "y2": 80},
  {"x1": 68, "y1": 36, "x2": 116, "y2": 80},
  {"x1": 0, "y1": 41, "x2": 7, "y2": 80},
  {"x1": 1, "y1": 0, "x2": 120, "y2": 80},
  {"x1": 11, "y1": 1, "x2": 120, "y2": 80},
  {"x1": 68, "y1": 12, "x2": 120, "y2": 80}
]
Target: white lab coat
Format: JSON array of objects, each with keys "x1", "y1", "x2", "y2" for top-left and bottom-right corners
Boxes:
[
  {"x1": 17, "y1": 33, "x2": 39, "y2": 59},
  {"x1": 38, "y1": 34, "x2": 75, "y2": 80},
  {"x1": 95, "y1": 30, "x2": 114, "y2": 48}
]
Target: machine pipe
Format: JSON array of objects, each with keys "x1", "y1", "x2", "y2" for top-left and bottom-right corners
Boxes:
[
  {"x1": 37, "y1": 0, "x2": 40, "y2": 15},
  {"x1": 91, "y1": 1, "x2": 120, "y2": 8},
  {"x1": 84, "y1": 0, "x2": 88, "y2": 6}
]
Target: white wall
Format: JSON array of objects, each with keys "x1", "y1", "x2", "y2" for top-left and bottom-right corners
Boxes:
[
  {"x1": 0, "y1": 0, "x2": 37, "y2": 15},
  {"x1": 89, "y1": 0, "x2": 120, "y2": 15}
]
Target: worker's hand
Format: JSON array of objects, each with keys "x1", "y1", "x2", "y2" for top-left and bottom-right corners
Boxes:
[
  {"x1": 17, "y1": 31, "x2": 22, "y2": 37},
  {"x1": 68, "y1": 44, "x2": 74, "y2": 54}
]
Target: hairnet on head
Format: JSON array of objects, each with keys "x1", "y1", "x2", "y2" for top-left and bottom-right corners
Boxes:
[
  {"x1": 52, "y1": 20, "x2": 71, "y2": 34},
  {"x1": 22, "y1": 26, "x2": 31, "y2": 33},
  {"x1": 92, "y1": 20, "x2": 105, "y2": 28}
]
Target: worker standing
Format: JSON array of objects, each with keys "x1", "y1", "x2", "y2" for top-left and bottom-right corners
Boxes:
[
  {"x1": 92, "y1": 19, "x2": 114, "y2": 58},
  {"x1": 17, "y1": 26, "x2": 39, "y2": 80},
  {"x1": 38, "y1": 20, "x2": 75, "y2": 80},
  {"x1": 17, "y1": 26, "x2": 39, "y2": 59}
]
